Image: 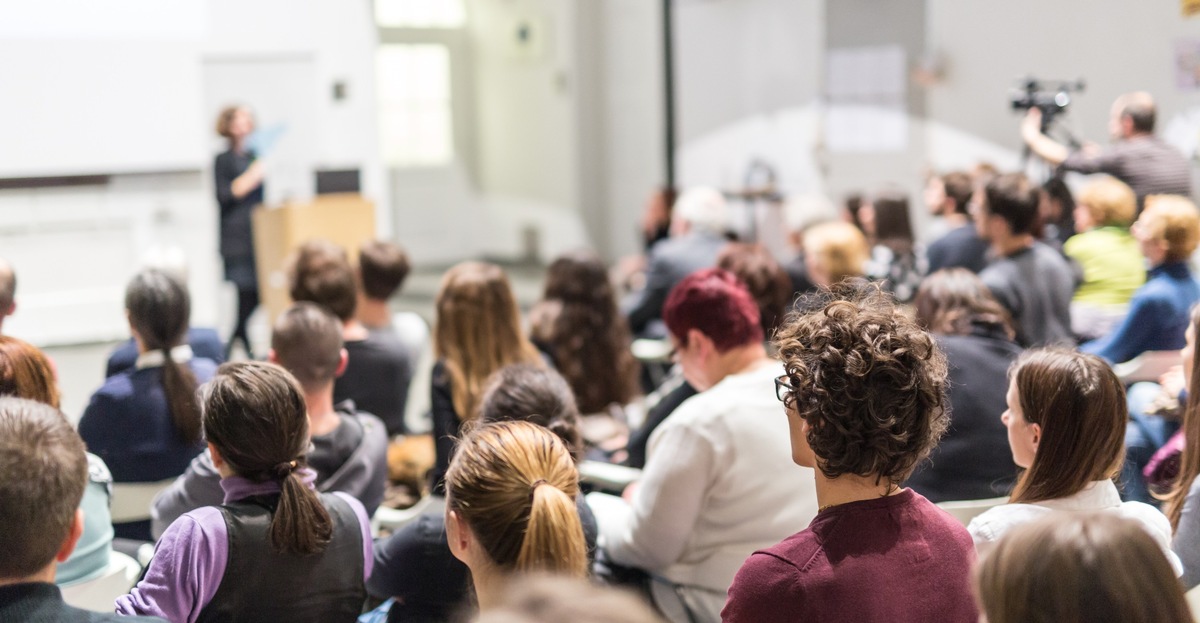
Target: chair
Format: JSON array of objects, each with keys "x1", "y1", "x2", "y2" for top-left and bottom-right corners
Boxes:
[
  {"x1": 60, "y1": 551, "x2": 141, "y2": 612},
  {"x1": 579, "y1": 460, "x2": 642, "y2": 495},
  {"x1": 110, "y1": 479, "x2": 176, "y2": 524},
  {"x1": 371, "y1": 494, "x2": 444, "y2": 537},
  {"x1": 936, "y1": 496, "x2": 1009, "y2": 527}
]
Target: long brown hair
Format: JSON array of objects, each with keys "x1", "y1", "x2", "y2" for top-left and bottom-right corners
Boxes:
[
  {"x1": 446, "y1": 421, "x2": 587, "y2": 576},
  {"x1": 126, "y1": 269, "x2": 202, "y2": 444},
  {"x1": 201, "y1": 362, "x2": 333, "y2": 555},
  {"x1": 913, "y1": 268, "x2": 1014, "y2": 339},
  {"x1": 1163, "y1": 305, "x2": 1200, "y2": 530},
  {"x1": 532, "y1": 252, "x2": 638, "y2": 414},
  {"x1": 435, "y1": 262, "x2": 541, "y2": 421},
  {"x1": 1008, "y1": 349, "x2": 1126, "y2": 504},
  {"x1": 976, "y1": 513, "x2": 1191, "y2": 623},
  {"x1": 477, "y1": 363, "x2": 584, "y2": 463},
  {"x1": 0, "y1": 336, "x2": 60, "y2": 408}
]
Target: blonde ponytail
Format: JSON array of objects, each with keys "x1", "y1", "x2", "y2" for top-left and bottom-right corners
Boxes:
[{"x1": 446, "y1": 421, "x2": 587, "y2": 577}]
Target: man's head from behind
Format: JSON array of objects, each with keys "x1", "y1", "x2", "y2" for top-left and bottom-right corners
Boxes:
[
  {"x1": 669, "y1": 187, "x2": 729, "y2": 237},
  {"x1": 270, "y1": 302, "x2": 346, "y2": 393},
  {"x1": 287, "y1": 239, "x2": 357, "y2": 322},
  {"x1": 976, "y1": 172, "x2": 1040, "y2": 243},
  {"x1": 359, "y1": 240, "x2": 411, "y2": 302},
  {"x1": 1111, "y1": 91, "x2": 1156, "y2": 139},
  {"x1": 663, "y1": 268, "x2": 763, "y2": 391},
  {"x1": 0, "y1": 397, "x2": 87, "y2": 583}
]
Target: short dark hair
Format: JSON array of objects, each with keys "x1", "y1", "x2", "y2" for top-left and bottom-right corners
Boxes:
[
  {"x1": 0, "y1": 397, "x2": 88, "y2": 579},
  {"x1": 914, "y1": 269, "x2": 1014, "y2": 339},
  {"x1": 984, "y1": 173, "x2": 1040, "y2": 235},
  {"x1": 774, "y1": 283, "x2": 949, "y2": 484},
  {"x1": 287, "y1": 239, "x2": 357, "y2": 321},
  {"x1": 663, "y1": 268, "x2": 763, "y2": 352},
  {"x1": 942, "y1": 172, "x2": 974, "y2": 216},
  {"x1": 477, "y1": 363, "x2": 584, "y2": 462},
  {"x1": 271, "y1": 302, "x2": 344, "y2": 390},
  {"x1": 358, "y1": 240, "x2": 411, "y2": 300}
]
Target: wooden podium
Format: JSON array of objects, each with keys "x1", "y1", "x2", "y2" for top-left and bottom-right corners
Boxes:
[{"x1": 252, "y1": 193, "x2": 376, "y2": 324}]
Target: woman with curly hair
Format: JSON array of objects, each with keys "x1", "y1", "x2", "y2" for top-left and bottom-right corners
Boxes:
[
  {"x1": 529, "y1": 251, "x2": 639, "y2": 415},
  {"x1": 723, "y1": 283, "x2": 977, "y2": 623}
]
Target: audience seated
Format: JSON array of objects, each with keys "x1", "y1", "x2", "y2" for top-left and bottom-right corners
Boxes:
[
  {"x1": 623, "y1": 188, "x2": 729, "y2": 339},
  {"x1": 595, "y1": 269, "x2": 816, "y2": 623},
  {"x1": 1081, "y1": 194, "x2": 1200, "y2": 364},
  {"x1": 863, "y1": 192, "x2": 926, "y2": 303},
  {"x1": 0, "y1": 336, "x2": 115, "y2": 587},
  {"x1": 723, "y1": 282, "x2": 977, "y2": 623},
  {"x1": 926, "y1": 171, "x2": 990, "y2": 274},
  {"x1": 368, "y1": 364, "x2": 595, "y2": 621},
  {"x1": 0, "y1": 397, "x2": 166, "y2": 622},
  {"x1": 976, "y1": 513, "x2": 1190, "y2": 623},
  {"x1": 906, "y1": 269, "x2": 1021, "y2": 502},
  {"x1": 429, "y1": 261, "x2": 543, "y2": 493},
  {"x1": 445, "y1": 421, "x2": 588, "y2": 612},
  {"x1": 975, "y1": 173, "x2": 1075, "y2": 347},
  {"x1": 476, "y1": 575, "x2": 664, "y2": 623},
  {"x1": 802, "y1": 221, "x2": 870, "y2": 289},
  {"x1": 967, "y1": 349, "x2": 1179, "y2": 571},
  {"x1": 529, "y1": 251, "x2": 639, "y2": 416},
  {"x1": 289, "y1": 239, "x2": 415, "y2": 437},
  {"x1": 1164, "y1": 309, "x2": 1200, "y2": 587},
  {"x1": 151, "y1": 302, "x2": 388, "y2": 537},
  {"x1": 119, "y1": 362, "x2": 372, "y2": 621},
  {"x1": 1064, "y1": 177, "x2": 1144, "y2": 340},
  {"x1": 78, "y1": 270, "x2": 216, "y2": 540}
]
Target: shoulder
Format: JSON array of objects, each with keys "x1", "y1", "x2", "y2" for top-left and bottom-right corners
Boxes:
[
  {"x1": 967, "y1": 503, "x2": 1045, "y2": 543},
  {"x1": 726, "y1": 537, "x2": 812, "y2": 616},
  {"x1": 1118, "y1": 501, "x2": 1173, "y2": 537}
]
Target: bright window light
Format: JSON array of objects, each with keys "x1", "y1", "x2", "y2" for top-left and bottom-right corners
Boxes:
[
  {"x1": 377, "y1": 44, "x2": 454, "y2": 167},
  {"x1": 375, "y1": 0, "x2": 465, "y2": 28}
]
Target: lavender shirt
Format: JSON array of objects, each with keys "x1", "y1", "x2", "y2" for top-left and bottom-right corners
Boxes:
[{"x1": 115, "y1": 470, "x2": 373, "y2": 622}]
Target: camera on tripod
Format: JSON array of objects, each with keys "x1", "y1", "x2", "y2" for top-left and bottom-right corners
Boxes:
[{"x1": 1010, "y1": 77, "x2": 1086, "y2": 128}]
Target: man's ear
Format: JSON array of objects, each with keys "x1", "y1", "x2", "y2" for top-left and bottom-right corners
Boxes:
[
  {"x1": 55, "y1": 508, "x2": 85, "y2": 563},
  {"x1": 334, "y1": 348, "x2": 349, "y2": 378}
]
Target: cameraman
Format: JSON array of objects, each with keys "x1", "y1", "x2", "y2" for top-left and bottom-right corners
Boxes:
[{"x1": 1021, "y1": 91, "x2": 1191, "y2": 209}]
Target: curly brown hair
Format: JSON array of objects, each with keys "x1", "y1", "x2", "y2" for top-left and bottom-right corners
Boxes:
[{"x1": 774, "y1": 282, "x2": 949, "y2": 484}]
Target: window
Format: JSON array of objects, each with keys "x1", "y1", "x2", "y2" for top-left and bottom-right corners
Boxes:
[
  {"x1": 377, "y1": 44, "x2": 454, "y2": 167},
  {"x1": 374, "y1": 0, "x2": 465, "y2": 29}
]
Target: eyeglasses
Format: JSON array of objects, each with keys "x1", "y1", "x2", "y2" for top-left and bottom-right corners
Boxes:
[{"x1": 774, "y1": 375, "x2": 794, "y2": 403}]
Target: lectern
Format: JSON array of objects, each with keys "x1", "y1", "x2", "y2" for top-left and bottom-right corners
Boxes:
[{"x1": 252, "y1": 193, "x2": 376, "y2": 324}]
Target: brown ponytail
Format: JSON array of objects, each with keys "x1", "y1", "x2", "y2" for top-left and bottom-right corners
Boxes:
[
  {"x1": 447, "y1": 421, "x2": 587, "y2": 577},
  {"x1": 125, "y1": 269, "x2": 202, "y2": 444},
  {"x1": 201, "y1": 361, "x2": 333, "y2": 555}
]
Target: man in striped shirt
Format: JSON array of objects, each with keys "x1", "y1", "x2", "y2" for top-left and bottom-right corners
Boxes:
[{"x1": 1022, "y1": 91, "x2": 1192, "y2": 211}]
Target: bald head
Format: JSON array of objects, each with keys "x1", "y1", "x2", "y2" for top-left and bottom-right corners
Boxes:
[{"x1": 1112, "y1": 91, "x2": 1156, "y2": 137}]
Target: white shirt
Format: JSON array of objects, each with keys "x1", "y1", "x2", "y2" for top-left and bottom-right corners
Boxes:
[
  {"x1": 968, "y1": 479, "x2": 1181, "y2": 574},
  {"x1": 135, "y1": 344, "x2": 195, "y2": 370},
  {"x1": 595, "y1": 361, "x2": 818, "y2": 593}
]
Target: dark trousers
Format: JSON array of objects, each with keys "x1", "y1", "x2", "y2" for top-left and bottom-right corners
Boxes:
[{"x1": 227, "y1": 287, "x2": 259, "y2": 360}]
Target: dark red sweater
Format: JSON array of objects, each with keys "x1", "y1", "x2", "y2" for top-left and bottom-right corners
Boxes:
[{"x1": 721, "y1": 489, "x2": 978, "y2": 623}]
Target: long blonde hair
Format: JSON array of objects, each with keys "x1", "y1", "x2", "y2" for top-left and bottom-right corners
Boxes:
[
  {"x1": 435, "y1": 262, "x2": 541, "y2": 420},
  {"x1": 446, "y1": 421, "x2": 587, "y2": 577}
]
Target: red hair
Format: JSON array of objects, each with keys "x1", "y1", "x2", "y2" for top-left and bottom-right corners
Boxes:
[{"x1": 663, "y1": 268, "x2": 763, "y2": 352}]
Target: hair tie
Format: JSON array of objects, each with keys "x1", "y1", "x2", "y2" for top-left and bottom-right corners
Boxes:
[
  {"x1": 274, "y1": 460, "x2": 298, "y2": 479},
  {"x1": 529, "y1": 479, "x2": 548, "y2": 502}
]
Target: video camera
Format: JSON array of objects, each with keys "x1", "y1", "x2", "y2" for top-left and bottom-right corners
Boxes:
[{"x1": 1010, "y1": 77, "x2": 1086, "y2": 129}]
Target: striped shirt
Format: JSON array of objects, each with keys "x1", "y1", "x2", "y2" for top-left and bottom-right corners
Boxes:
[{"x1": 1061, "y1": 135, "x2": 1192, "y2": 210}]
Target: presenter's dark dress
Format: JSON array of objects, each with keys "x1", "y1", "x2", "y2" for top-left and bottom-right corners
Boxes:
[{"x1": 214, "y1": 149, "x2": 263, "y2": 359}]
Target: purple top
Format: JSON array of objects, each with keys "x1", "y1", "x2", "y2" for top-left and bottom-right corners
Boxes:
[{"x1": 115, "y1": 470, "x2": 372, "y2": 623}]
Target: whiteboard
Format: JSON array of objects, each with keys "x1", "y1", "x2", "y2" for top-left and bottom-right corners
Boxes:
[{"x1": 0, "y1": 1, "x2": 206, "y2": 177}]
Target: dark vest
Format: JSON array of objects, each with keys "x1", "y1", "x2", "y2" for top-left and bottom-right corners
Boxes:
[{"x1": 195, "y1": 492, "x2": 365, "y2": 623}]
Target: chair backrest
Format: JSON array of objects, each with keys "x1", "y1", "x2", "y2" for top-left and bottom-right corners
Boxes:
[
  {"x1": 936, "y1": 496, "x2": 1009, "y2": 527},
  {"x1": 371, "y1": 494, "x2": 443, "y2": 538},
  {"x1": 110, "y1": 479, "x2": 177, "y2": 524},
  {"x1": 59, "y1": 551, "x2": 141, "y2": 612},
  {"x1": 1114, "y1": 350, "x2": 1183, "y2": 385},
  {"x1": 578, "y1": 460, "x2": 642, "y2": 495}
]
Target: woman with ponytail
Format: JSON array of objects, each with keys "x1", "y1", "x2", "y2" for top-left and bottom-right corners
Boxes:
[
  {"x1": 79, "y1": 269, "x2": 217, "y2": 539},
  {"x1": 118, "y1": 361, "x2": 371, "y2": 622},
  {"x1": 445, "y1": 421, "x2": 587, "y2": 610}
]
